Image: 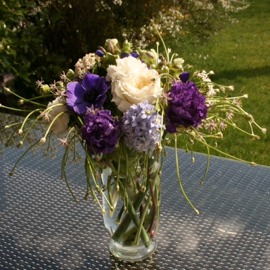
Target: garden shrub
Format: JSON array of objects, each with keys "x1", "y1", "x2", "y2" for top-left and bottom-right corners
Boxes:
[{"x1": 0, "y1": 0, "x2": 249, "y2": 98}]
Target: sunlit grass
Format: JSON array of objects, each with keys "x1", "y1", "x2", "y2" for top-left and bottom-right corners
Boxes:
[{"x1": 168, "y1": 0, "x2": 270, "y2": 165}]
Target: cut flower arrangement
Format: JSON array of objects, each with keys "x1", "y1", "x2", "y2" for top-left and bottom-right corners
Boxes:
[{"x1": 2, "y1": 37, "x2": 266, "y2": 261}]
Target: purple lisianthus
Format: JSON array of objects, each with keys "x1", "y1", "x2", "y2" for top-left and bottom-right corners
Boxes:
[
  {"x1": 166, "y1": 81, "x2": 208, "y2": 133},
  {"x1": 66, "y1": 73, "x2": 110, "y2": 115},
  {"x1": 121, "y1": 102, "x2": 162, "y2": 152},
  {"x1": 179, "y1": 72, "x2": 190, "y2": 83},
  {"x1": 120, "y1": 51, "x2": 139, "y2": 58},
  {"x1": 95, "y1": 49, "x2": 105, "y2": 57},
  {"x1": 81, "y1": 109, "x2": 119, "y2": 154}
]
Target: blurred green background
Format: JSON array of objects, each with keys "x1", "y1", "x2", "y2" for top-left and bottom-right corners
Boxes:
[{"x1": 0, "y1": 0, "x2": 268, "y2": 165}]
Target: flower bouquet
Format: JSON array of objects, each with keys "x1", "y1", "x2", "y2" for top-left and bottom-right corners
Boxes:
[{"x1": 1, "y1": 37, "x2": 265, "y2": 262}]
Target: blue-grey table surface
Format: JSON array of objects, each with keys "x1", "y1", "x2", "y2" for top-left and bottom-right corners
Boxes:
[{"x1": 1, "y1": 141, "x2": 270, "y2": 269}]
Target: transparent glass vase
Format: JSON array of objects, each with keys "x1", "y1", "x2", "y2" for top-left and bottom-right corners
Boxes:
[{"x1": 101, "y1": 154, "x2": 161, "y2": 262}]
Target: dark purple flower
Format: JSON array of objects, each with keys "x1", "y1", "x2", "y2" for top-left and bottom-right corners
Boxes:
[
  {"x1": 120, "y1": 51, "x2": 139, "y2": 59},
  {"x1": 180, "y1": 72, "x2": 190, "y2": 83},
  {"x1": 130, "y1": 52, "x2": 139, "y2": 58},
  {"x1": 95, "y1": 49, "x2": 105, "y2": 57},
  {"x1": 81, "y1": 109, "x2": 119, "y2": 154},
  {"x1": 166, "y1": 81, "x2": 208, "y2": 133},
  {"x1": 66, "y1": 73, "x2": 110, "y2": 115}
]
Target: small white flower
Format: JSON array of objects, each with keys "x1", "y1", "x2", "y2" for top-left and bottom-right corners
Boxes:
[
  {"x1": 107, "y1": 56, "x2": 163, "y2": 112},
  {"x1": 206, "y1": 83, "x2": 218, "y2": 97},
  {"x1": 173, "y1": 57, "x2": 185, "y2": 69}
]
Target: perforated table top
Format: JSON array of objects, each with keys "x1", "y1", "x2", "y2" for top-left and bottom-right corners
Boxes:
[{"x1": 1, "y1": 144, "x2": 270, "y2": 269}]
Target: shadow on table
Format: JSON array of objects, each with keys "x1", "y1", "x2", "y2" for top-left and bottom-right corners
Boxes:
[{"x1": 110, "y1": 253, "x2": 160, "y2": 270}]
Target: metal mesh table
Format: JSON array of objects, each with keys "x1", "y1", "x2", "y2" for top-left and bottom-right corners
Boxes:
[{"x1": 1, "y1": 145, "x2": 270, "y2": 269}]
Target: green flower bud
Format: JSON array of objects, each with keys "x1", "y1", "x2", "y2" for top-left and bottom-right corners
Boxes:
[
  {"x1": 104, "y1": 39, "x2": 121, "y2": 54},
  {"x1": 66, "y1": 69, "x2": 76, "y2": 80},
  {"x1": 139, "y1": 49, "x2": 159, "y2": 66},
  {"x1": 56, "y1": 81, "x2": 65, "y2": 91},
  {"x1": 100, "y1": 53, "x2": 118, "y2": 69},
  {"x1": 122, "y1": 40, "x2": 133, "y2": 53},
  {"x1": 39, "y1": 84, "x2": 51, "y2": 95}
]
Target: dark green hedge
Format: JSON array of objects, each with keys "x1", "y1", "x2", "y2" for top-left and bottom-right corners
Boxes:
[{"x1": 0, "y1": 0, "x2": 245, "y2": 97}]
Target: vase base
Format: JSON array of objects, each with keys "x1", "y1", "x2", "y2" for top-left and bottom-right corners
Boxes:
[{"x1": 109, "y1": 239, "x2": 157, "y2": 262}]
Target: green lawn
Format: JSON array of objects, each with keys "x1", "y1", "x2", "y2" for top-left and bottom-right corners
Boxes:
[{"x1": 168, "y1": 0, "x2": 270, "y2": 166}]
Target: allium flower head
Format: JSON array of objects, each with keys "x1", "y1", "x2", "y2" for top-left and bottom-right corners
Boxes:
[
  {"x1": 166, "y1": 81, "x2": 208, "y2": 133},
  {"x1": 81, "y1": 109, "x2": 119, "y2": 154},
  {"x1": 66, "y1": 73, "x2": 110, "y2": 116},
  {"x1": 121, "y1": 102, "x2": 162, "y2": 152}
]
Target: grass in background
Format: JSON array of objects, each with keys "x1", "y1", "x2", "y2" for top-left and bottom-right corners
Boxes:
[{"x1": 169, "y1": 0, "x2": 270, "y2": 165}]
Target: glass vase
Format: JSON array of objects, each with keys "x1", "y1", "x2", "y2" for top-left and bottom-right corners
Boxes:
[{"x1": 101, "y1": 153, "x2": 161, "y2": 262}]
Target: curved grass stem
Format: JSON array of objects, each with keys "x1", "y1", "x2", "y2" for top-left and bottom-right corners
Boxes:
[{"x1": 174, "y1": 134, "x2": 200, "y2": 214}]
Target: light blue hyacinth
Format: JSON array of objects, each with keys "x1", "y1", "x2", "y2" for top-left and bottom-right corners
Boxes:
[{"x1": 121, "y1": 102, "x2": 162, "y2": 152}]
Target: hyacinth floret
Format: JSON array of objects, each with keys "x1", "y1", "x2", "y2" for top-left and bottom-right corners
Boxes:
[{"x1": 121, "y1": 102, "x2": 162, "y2": 152}]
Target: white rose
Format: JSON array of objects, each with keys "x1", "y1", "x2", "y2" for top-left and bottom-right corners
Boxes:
[
  {"x1": 106, "y1": 56, "x2": 162, "y2": 112},
  {"x1": 44, "y1": 96, "x2": 70, "y2": 135}
]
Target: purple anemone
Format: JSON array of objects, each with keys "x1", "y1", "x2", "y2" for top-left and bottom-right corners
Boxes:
[{"x1": 66, "y1": 73, "x2": 110, "y2": 115}]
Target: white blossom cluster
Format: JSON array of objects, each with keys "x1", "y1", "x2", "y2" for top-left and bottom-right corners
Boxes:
[
  {"x1": 95, "y1": 0, "x2": 122, "y2": 12},
  {"x1": 125, "y1": 7, "x2": 184, "y2": 48},
  {"x1": 192, "y1": 0, "x2": 214, "y2": 10},
  {"x1": 74, "y1": 53, "x2": 98, "y2": 79},
  {"x1": 219, "y1": 0, "x2": 250, "y2": 12},
  {"x1": 112, "y1": 0, "x2": 122, "y2": 5},
  {"x1": 122, "y1": 0, "x2": 250, "y2": 48}
]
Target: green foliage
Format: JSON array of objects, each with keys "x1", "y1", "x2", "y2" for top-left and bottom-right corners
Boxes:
[
  {"x1": 0, "y1": 1, "x2": 63, "y2": 96},
  {"x1": 0, "y1": 0, "x2": 245, "y2": 97},
  {"x1": 168, "y1": 0, "x2": 270, "y2": 165}
]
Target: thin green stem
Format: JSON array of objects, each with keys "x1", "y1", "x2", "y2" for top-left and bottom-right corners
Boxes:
[
  {"x1": 200, "y1": 142, "x2": 211, "y2": 186},
  {"x1": 134, "y1": 193, "x2": 151, "y2": 245},
  {"x1": 41, "y1": 111, "x2": 66, "y2": 141},
  {"x1": 9, "y1": 139, "x2": 40, "y2": 176},
  {"x1": 147, "y1": 175, "x2": 159, "y2": 235},
  {"x1": 194, "y1": 136, "x2": 256, "y2": 165},
  {"x1": 84, "y1": 157, "x2": 105, "y2": 212},
  {"x1": 27, "y1": 94, "x2": 53, "y2": 101},
  {"x1": 155, "y1": 27, "x2": 170, "y2": 63},
  {"x1": 61, "y1": 146, "x2": 78, "y2": 202},
  {"x1": 19, "y1": 118, "x2": 39, "y2": 146},
  {"x1": 4, "y1": 122, "x2": 22, "y2": 129},
  {"x1": 4, "y1": 88, "x2": 47, "y2": 107},
  {"x1": 19, "y1": 109, "x2": 42, "y2": 134},
  {"x1": 84, "y1": 150, "x2": 104, "y2": 212},
  {"x1": 126, "y1": 195, "x2": 150, "y2": 247},
  {"x1": 111, "y1": 190, "x2": 146, "y2": 242},
  {"x1": 0, "y1": 104, "x2": 33, "y2": 112},
  {"x1": 4, "y1": 128, "x2": 18, "y2": 147},
  {"x1": 174, "y1": 134, "x2": 200, "y2": 214}
]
